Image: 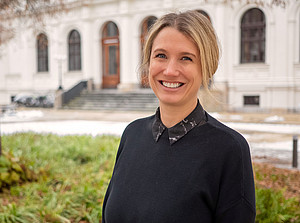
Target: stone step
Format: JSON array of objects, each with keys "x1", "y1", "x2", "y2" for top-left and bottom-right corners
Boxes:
[
  {"x1": 63, "y1": 106, "x2": 157, "y2": 112},
  {"x1": 77, "y1": 95, "x2": 157, "y2": 100},
  {"x1": 63, "y1": 90, "x2": 159, "y2": 111}
]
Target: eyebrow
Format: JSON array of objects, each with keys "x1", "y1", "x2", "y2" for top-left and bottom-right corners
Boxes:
[
  {"x1": 152, "y1": 48, "x2": 197, "y2": 58},
  {"x1": 180, "y1": 52, "x2": 197, "y2": 58},
  {"x1": 152, "y1": 48, "x2": 167, "y2": 53}
]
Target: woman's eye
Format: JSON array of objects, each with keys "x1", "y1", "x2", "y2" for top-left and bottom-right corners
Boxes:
[
  {"x1": 182, "y1": 56, "x2": 192, "y2": 61},
  {"x1": 155, "y1": 54, "x2": 166, "y2": 59}
]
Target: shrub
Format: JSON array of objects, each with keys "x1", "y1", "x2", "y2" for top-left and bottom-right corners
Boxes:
[
  {"x1": 0, "y1": 152, "x2": 37, "y2": 191},
  {"x1": 255, "y1": 186, "x2": 300, "y2": 223}
]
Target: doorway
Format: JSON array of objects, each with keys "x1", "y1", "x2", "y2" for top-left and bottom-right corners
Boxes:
[{"x1": 102, "y1": 22, "x2": 120, "y2": 88}]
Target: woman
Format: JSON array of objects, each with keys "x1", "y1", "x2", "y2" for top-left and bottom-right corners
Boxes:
[{"x1": 102, "y1": 10, "x2": 256, "y2": 223}]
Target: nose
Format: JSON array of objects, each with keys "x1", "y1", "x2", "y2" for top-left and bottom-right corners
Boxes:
[{"x1": 163, "y1": 59, "x2": 179, "y2": 76}]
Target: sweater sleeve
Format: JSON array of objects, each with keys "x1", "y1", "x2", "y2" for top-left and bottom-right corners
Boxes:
[
  {"x1": 101, "y1": 181, "x2": 110, "y2": 223},
  {"x1": 102, "y1": 126, "x2": 128, "y2": 223},
  {"x1": 215, "y1": 132, "x2": 256, "y2": 223},
  {"x1": 215, "y1": 198, "x2": 256, "y2": 223}
]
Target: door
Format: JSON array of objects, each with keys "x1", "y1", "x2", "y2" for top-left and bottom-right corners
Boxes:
[{"x1": 102, "y1": 22, "x2": 120, "y2": 88}]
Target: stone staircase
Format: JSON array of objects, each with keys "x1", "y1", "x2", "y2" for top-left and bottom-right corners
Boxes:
[{"x1": 63, "y1": 89, "x2": 159, "y2": 111}]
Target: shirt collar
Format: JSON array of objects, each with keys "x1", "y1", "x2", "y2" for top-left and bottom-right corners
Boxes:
[{"x1": 152, "y1": 100, "x2": 207, "y2": 145}]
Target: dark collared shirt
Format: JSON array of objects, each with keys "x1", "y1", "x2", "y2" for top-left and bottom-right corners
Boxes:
[
  {"x1": 152, "y1": 101, "x2": 207, "y2": 145},
  {"x1": 103, "y1": 102, "x2": 256, "y2": 223}
]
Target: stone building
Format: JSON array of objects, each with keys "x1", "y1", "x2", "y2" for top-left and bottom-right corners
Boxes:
[{"x1": 0, "y1": 0, "x2": 299, "y2": 111}]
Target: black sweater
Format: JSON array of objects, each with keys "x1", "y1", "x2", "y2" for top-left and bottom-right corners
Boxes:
[{"x1": 102, "y1": 113, "x2": 256, "y2": 223}]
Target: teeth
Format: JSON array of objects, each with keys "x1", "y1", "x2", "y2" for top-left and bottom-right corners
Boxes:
[{"x1": 162, "y1": 81, "x2": 182, "y2": 88}]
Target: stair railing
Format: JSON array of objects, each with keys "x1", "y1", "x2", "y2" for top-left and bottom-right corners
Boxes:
[{"x1": 62, "y1": 80, "x2": 88, "y2": 105}]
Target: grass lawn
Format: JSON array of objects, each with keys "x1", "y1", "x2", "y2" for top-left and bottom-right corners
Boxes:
[{"x1": 0, "y1": 133, "x2": 299, "y2": 223}]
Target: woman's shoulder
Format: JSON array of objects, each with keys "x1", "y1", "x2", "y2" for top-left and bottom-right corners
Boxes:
[
  {"x1": 205, "y1": 112, "x2": 248, "y2": 149},
  {"x1": 116, "y1": 114, "x2": 155, "y2": 156},
  {"x1": 123, "y1": 114, "x2": 155, "y2": 135}
]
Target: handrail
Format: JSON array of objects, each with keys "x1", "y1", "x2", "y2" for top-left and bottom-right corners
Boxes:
[{"x1": 62, "y1": 80, "x2": 87, "y2": 105}]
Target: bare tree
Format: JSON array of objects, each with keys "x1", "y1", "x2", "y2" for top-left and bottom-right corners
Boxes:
[
  {"x1": 223, "y1": 0, "x2": 288, "y2": 7},
  {"x1": 223, "y1": 0, "x2": 289, "y2": 8},
  {"x1": 0, "y1": 0, "x2": 88, "y2": 46}
]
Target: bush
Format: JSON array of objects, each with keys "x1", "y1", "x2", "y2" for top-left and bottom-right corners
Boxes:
[
  {"x1": 0, "y1": 152, "x2": 37, "y2": 190},
  {"x1": 255, "y1": 187, "x2": 300, "y2": 223}
]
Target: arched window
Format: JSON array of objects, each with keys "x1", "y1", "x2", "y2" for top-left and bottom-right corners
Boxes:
[
  {"x1": 68, "y1": 30, "x2": 81, "y2": 71},
  {"x1": 37, "y1": 33, "x2": 48, "y2": 72},
  {"x1": 241, "y1": 8, "x2": 265, "y2": 63},
  {"x1": 140, "y1": 16, "x2": 157, "y2": 87},
  {"x1": 196, "y1": 10, "x2": 211, "y2": 22},
  {"x1": 102, "y1": 22, "x2": 120, "y2": 88}
]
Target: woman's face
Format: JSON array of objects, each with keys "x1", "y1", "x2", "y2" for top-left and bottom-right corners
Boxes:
[{"x1": 149, "y1": 27, "x2": 202, "y2": 109}]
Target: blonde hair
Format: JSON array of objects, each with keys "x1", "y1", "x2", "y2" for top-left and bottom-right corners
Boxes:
[{"x1": 141, "y1": 10, "x2": 220, "y2": 91}]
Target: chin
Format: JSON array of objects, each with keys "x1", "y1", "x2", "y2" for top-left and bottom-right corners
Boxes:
[{"x1": 157, "y1": 96, "x2": 184, "y2": 107}]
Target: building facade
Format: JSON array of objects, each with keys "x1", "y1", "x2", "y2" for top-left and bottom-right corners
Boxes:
[{"x1": 0, "y1": 0, "x2": 299, "y2": 111}]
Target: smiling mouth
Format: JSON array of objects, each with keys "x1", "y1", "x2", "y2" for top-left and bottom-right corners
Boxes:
[{"x1": 160, "y1": 81, "x2": 184, "y2": 89}]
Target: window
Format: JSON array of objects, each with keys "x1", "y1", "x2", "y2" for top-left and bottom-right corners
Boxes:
[
  {"x1": 241, "y1": 8, "x2": 265, "y2": 63},
  {"x1": 37, "y1": 33, "x2": 48, "y2": 72},
  {"x1": 68, "y1": 30, "x2": 81, "y2": 71},
  {"x1": 244, "y1": 95, "x2": 260, "y2": 106}
]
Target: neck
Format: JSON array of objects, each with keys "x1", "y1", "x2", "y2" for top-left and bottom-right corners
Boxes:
[{"x1": 159, "y1": 100, "x2": 198, "y2": 128}]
